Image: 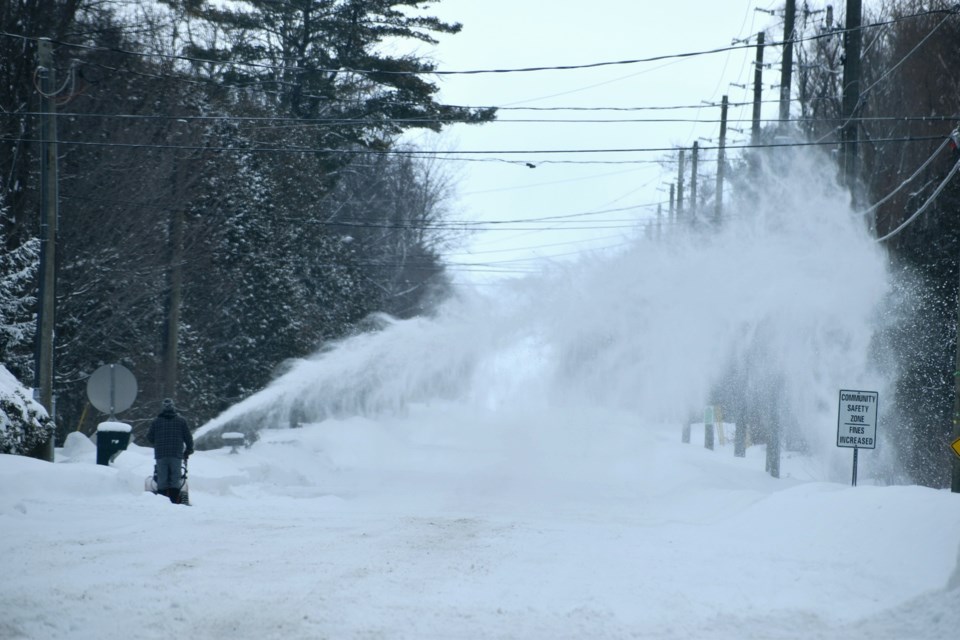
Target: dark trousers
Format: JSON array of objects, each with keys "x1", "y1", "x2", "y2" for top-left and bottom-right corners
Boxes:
[{"x1": 156, "y1": 457, "x2": 182, "y2": 491}]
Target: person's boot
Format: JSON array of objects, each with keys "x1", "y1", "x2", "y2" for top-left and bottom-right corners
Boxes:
[{"x1": 168, "y1": 489, "x2": 181, "y2": 504}]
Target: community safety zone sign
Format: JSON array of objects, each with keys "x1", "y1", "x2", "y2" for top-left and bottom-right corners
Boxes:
[{"x1": 837, "y1": 390, "x2": 878, "y2": 449}]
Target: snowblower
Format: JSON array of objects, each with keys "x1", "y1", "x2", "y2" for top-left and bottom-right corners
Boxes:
[{"x1": 145, "y1": 458, "x2": 191, "y2": 505}]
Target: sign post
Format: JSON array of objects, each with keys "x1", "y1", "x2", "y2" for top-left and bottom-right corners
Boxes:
[{"x1": 837, "y1": 389, "x2": 878, "y2": 486}]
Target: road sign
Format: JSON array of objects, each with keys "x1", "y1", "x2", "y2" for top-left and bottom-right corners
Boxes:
[
  {"x1": 951, "y1": 437, "x2": 960, "y2": 460},
  {"x1": 86, "y1": 364, "x2": 138, "y2": 417},
  {"x1": 837, "y1": 389, "x2": 878, "y2": 449}
]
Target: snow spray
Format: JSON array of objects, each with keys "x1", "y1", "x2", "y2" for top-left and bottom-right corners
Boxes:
[{"x1": 198, "y1": 148, "x2": 893, "y2": 482}]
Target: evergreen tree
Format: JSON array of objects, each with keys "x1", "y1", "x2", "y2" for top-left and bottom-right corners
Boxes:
[
  {"x1": 176, "y1": 0, "x2": 494, "y2": 135},
  {"x1": 0, "y1": 214, "x2": 37, "y2": 381}
]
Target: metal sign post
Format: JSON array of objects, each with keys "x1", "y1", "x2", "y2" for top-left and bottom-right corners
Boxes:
[{"x1": 837, "y1": 389, "x2": 879, "y2": 487}]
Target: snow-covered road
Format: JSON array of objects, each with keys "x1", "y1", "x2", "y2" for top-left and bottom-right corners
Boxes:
[{"x1": 3, "y1": 411, "x2": 958, "y2": 640}]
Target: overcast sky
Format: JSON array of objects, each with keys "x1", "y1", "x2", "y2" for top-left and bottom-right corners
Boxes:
[{"x1": 400, "y1": 1, "x2": 818, "y2": 285}]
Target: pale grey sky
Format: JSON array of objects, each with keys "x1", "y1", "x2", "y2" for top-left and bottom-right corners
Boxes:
[{"x1": 402, "y1": 1, "x2": 822, "y2": 284}]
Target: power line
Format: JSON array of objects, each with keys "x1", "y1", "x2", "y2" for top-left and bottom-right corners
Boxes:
[
  {"x1": 2, "y1": 7, "x2": 956, "y2": 78},
  {"x1": 7, "y1": 111, "x2": 959, "y2": 126},
  {"x1": 60, "y1": 192, "x2": 664, "y2": 229},
  {"x1": 451, "y1": 102, "x2": 761, "y2": 112},
  {"x1": 450, "y1": 241, "x2": 634, "y2": 266},
  {"x1": 860, "y1": 9, "x2": 953, "y2": 99},
  {"x1": 875, "y1": 150, "x2": 960, "y2": 242},
  {"x1": 445, "y1": 232, "x2": 630, "y2": 256},
  {"x1": 10, "y1": 8, "x2": 960, "y2": 240},
  {"x1": 858, "y1": 136, "x2": 952, "y2": 217},
  {"x1": 7, "y1": 133, "x2": 945, "y2": 156},
  {"x1": 0, "y1": 44, "x2": 868, "y2": 130},
  {"x1": 805, "y1": 7, "x2": 956, "y2": 150}
]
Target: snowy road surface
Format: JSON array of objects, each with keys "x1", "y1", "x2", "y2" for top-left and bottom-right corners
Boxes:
[{"x1": 2, "y1": 409, "x2": 958, "y2": 640}]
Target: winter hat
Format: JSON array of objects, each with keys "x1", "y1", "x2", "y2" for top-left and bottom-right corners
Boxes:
[{"x1": 161, "y1": 398, "x2": 176, "y2": 411}]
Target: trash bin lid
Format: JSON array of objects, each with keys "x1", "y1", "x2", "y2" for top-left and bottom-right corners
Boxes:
[{"x1": 96, "y1": 421, "x2": 132, "y2": 433}]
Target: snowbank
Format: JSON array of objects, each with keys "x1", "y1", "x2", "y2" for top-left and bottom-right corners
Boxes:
[{"x1": 2, "y1": 414, "x2": 959, "y2": 640}]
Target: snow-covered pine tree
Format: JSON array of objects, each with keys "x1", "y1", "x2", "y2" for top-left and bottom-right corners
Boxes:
[
  {"x1": 0, "y1": 211, "x2": 38, "y2": 383},
  {"x1": 0, "y1": 364, "x2": 52, "y2": 455}
]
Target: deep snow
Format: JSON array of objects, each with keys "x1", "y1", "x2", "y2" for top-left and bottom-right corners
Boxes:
[
  {"x1": 1, "y1": 413, "x2": 959, "y2": 640},
  {"x1": 3, "y1": 150, "x2": 960, "y2": 639}
]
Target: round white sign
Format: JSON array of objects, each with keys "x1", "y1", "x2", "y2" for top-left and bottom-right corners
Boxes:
[{"x1": 86, "y1": 364, "x2": 138, "y2": 415}]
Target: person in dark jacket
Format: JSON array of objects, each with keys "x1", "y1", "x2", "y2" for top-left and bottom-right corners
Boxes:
[{"x1": 147, "y1": 398, "x2": 193, "y2": 504}]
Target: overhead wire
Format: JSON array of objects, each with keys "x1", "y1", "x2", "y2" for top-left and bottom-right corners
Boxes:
[
  {"x1": 803, "y1": 7, "x2": 955, "y2": 150},
  {"x1": 1, "y1": 7, "x2": 957, "y2": 79},
  {"x1": 857, "y1": 136, "x2": 952, "y2": 217},
  {"x1": 59, "y1": 191, "x2": 665, "y2": 230},
  {"x1": 9, "y1": 110, "x2": 959, "y2": 127},
  {"x1": 459, "y1": 166, "x2": 645, "y2": 196},
  {"x1": 2, "y1": 5, "x2": 953, "y2": 147},
  {"x1": 6, "y1": 133, "x2": 945, "y2": 156},
  {"x1": 860, "y1": 9, "x2": 953, "y2": 99},
  {"x1": 875, "y1": 154, "x2": 960, "y2": 242},
  {"x1": 444, "y1": 232, "x2": 630, "y2": 256},
  {"x1": 8, "y1": 6, "x2": 960, "y2": 255}
]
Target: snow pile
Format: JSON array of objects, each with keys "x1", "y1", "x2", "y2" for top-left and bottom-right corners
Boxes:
[{"x1": 58, "y1": 431, "x2": 96, "y2": 463}]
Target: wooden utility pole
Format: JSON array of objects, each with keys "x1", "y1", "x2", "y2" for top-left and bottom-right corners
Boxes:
[
  {"x1": 669, "y1": 183, "x2": 675, "y2": 227},
  {"x1": 752, "y1": 32, "x2": 765, "y2": 145},
  {"x1": 765, "y1": 388, "x2": 782, "y2": 479},
  {"x1": 766, "y1": 419, "x2": 782, "y2": 478},
  {"x1": 162, "y1": 197, "x2": 184, "y2": 400},
  {"x1": 34, "y1": 38, "x2": 57, "y2": 461},
  {"x1": 677, "y1": 149, "x2": 685, "y2": 220},
  {"x1": 690, "y1": 142, "x2": 699, "y2": 220},
  {"x1": 841, "y1": 0, "x2": 863, "y2": 198},
  {"x1": 162, "y1": 128, "x2": 189, "y2": 401},
  {"x1": 779, "y1": 0, "x2": 797, "y2": 129},
  {"x1": 716, "y1": 95, "x2": 728, "y2": 222}
]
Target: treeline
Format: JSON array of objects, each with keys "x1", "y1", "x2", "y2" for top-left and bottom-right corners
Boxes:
[{"x1": 0, "y1": 0, "x2": 493, "y2": 442}]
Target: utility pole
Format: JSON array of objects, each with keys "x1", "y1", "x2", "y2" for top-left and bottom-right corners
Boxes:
[
  {"x1": 752, "y1": 32, "x2": 765, "y2": 145},
  {"x1": 162, "y1": 189, "x2": 185, "y2": 400},
  {"x1": 690, "y1": 142, "x2": 699, "y2": 221},
  {"x1": 677, "y1": 148, "x2": 685, "y2": 221},
  {"x1": 34, "y1": 38, "x2": 57, "y2": 462},
  {"x1": 841, "y1": 0, "x2": 862, "y2": 200},
  {"x1": 716, "y1": 95, "x2": 728, "y2": 222},
  {"x1": 669, "y1": 183, "x2": 675, "y2": 227},
  {"x1": 162, "y1": 125, "x2": 189, "y2": 401},
  {"x1": 779, "y1": 0, "x2": 796, "y2": 130}
]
